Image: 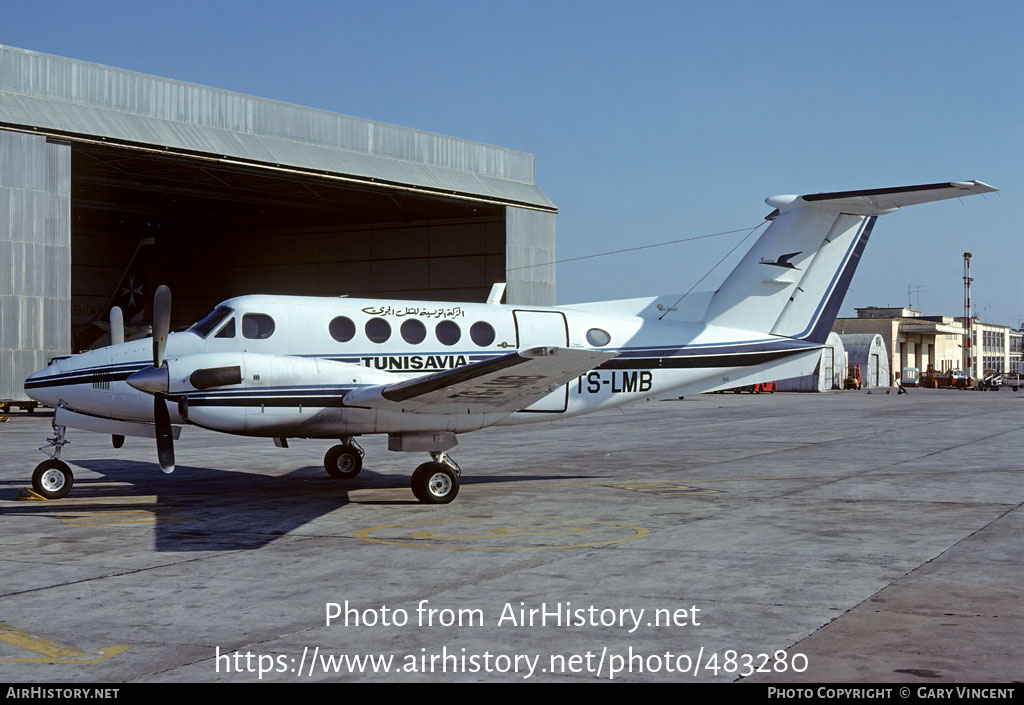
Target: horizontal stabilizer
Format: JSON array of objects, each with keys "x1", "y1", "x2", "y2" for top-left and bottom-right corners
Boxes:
[
  {"x1": 343, "y1": 347, "x2": 617, "y2": 414},
  {"x1": 769, "y1": 181, "x2": 997, "y2": 216}
]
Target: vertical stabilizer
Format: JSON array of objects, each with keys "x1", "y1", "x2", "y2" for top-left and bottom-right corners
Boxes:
[
  {"x1": 700, "y1": 181, "x2": 996, "y2": 343},
  {"x1": 73, "y1": 238, "x2": 156, "y2": 350}
]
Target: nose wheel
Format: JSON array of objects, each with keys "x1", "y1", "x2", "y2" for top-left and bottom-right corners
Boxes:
[
  {"x1": 31, "y1": 415, "x2": 74, "y2": 499},
  {"x1": 32, "y1": 459, "x2": 74, "y2": 500}
]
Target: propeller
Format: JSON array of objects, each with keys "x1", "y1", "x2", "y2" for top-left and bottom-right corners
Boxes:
[{"x1": 126, "y1": 284, "x2": 175, "y2": 474}]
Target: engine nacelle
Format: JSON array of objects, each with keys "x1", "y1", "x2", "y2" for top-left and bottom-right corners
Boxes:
[{"x1": 164, "y1": 353, "x2": 394, "y2": 435}]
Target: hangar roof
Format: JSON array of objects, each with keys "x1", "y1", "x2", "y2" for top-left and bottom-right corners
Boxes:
[{"x1": 0, "y1": 45, "x2": 555, "y2": 211}]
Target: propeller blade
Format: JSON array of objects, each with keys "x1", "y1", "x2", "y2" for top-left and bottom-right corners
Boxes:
[
  {"x1": 109, "y1": 306, "x2": 124, "y2": 346},
  {"x1": 154, "y1": 393, "x2": 175, "y2": 474},
  {"x1": 153, "y1": 284, "x2": 171, "y2": 368}
]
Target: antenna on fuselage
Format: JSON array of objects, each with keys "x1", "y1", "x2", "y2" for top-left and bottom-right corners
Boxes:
[
  {"x1": 487, "y1": 283, "x2": 506, "y2": 304},
  {"x1": 109, "y1": 306, "x2": 124, "y2": 346}
]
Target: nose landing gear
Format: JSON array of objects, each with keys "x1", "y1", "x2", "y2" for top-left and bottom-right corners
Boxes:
[{"x1": 32, "y1": 419, "x2": 73, "y2": 499}]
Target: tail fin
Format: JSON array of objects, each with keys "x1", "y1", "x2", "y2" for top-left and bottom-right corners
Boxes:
[
  {"x1": 702, "y1": 181, "x2": 996, "y2": 343},
  {"x1": 73, "y1": 238, "x2": 155, "y2": 350},
  {"x1": 103, "y1": 237, "x2": 156, "y2": 325}
]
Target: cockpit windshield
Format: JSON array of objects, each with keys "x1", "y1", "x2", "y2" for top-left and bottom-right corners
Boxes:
[{"x1": 189, "y1": 306, "x2": 234, "y2": 338}]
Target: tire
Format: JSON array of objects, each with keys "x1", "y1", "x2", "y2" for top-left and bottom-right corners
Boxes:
[
  {"x1": 324, "y1": 444, "x2": 362, "y2": 479},
  {"x1": 32, "y1": 459, "x2": 73, "y2": 499},
  {"x1": 411, "y1": 462, "x2": 460, "y2": 504}
]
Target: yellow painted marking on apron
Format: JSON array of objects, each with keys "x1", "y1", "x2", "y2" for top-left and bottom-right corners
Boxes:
[{"x1": 0, "y1": 622, "x2": 132, "y2": 664}]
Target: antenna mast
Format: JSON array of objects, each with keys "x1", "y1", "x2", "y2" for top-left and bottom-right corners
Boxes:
[
  {"x1": 963, "y1": 252, "x2": 973, "y2": 380},
  {"x1": 906, "y1": 284, "x2": 926, "y2": 309}
]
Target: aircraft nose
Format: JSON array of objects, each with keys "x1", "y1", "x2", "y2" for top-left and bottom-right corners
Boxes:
[{"x1": 24, "y1": 365, "x2": 56, "y2": 405}]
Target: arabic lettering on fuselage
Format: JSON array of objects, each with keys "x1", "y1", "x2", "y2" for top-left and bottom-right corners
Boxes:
[{"x1": 361, "y1": 305, "x2": 466, "y2": 319}]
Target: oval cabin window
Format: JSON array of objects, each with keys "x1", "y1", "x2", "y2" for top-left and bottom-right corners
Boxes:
[
  {"x1": 435, "y1": 320, "x2": 461, "y2": 346},
  {"x1": 401, "y1": 319, "x2": 427, "y2": 344},
  {"x1": 242, "y1": 314, "x2": 275, "y2": 339},
  {"x1": 329, "y1": 316, "x2": 356, "y2": 343},
  {"x1": 365, "y1": 317, "x2": 392, "y2": 344},
  {"x1": 470, "y1": 321, "x2": 496, "y2": 347},
  {"x1": 586, "y1": 328, "x2": 611, "y2": 347}
]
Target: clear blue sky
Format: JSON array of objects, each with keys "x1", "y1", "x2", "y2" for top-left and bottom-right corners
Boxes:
[{"x1": 5, "y1": 1, "x2": 1021, "y2": 324}]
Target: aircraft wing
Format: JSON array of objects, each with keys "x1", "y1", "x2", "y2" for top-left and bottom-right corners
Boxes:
[{"x1": 342, "y1": 346, "x2": 617, "y2": 414}]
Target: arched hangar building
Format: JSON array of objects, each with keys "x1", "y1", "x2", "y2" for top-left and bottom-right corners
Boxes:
[{"x1": 0, "y1": 45, "x2": 557, "y2": 401}]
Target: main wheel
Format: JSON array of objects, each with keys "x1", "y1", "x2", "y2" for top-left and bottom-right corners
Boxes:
[
  {"x1": 32, "y1": 459, "x2": 73, "y2": 499},
  {"x1": 324, "y1": 444, "x2": 362, "y2": 479},
  {"x1": 411, "y1": 462, "x2": 460, "y2": 504}
]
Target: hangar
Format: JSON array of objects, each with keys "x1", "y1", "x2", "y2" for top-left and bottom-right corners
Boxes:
[
  {"x1": 0, "y1": 45, "x2": 557, "y2": 401},
  {"x1": 775, "y1": 332, "x2": 847, "y2": 392}
]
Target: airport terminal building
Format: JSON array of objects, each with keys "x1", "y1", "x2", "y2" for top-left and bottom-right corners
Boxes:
[{"x1": 0, "y1": 45, "x2": 557, "y2": 401}]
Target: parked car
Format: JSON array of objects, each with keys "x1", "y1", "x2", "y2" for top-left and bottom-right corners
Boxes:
[{"x1": 1001, "y1": 372, "x2": 1021, "y2": 391}]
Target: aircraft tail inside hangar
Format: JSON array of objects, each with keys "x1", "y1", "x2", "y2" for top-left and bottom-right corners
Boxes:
[{"x1": 0, "y1": 45, "x2": 556, "y2": 401}]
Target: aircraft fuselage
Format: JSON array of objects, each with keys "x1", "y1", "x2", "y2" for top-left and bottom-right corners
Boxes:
[{"x1": 25, "y1": 294, "x2": 818, "y2": 439}]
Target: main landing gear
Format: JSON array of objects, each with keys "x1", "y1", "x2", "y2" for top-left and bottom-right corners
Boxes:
[
  {"x1": 323, "y1": 438, "x2": 364, "y2": 479},
  {"x1": 322, "y1": 440, "x2": 462, "y2": 504},
  {"x1": 411, "y1": 452, "x2": 461, "y2": 505},
  {"x1": 32, "y1": 420, "x2": 73, "y2": 499}
]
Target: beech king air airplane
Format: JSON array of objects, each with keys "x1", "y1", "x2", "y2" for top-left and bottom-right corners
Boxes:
[{"x1": 23, "y1": 181, "x2": 996, "y2": 503}]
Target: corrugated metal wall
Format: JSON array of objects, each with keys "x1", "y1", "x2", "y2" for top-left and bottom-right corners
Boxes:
[
  {"x1": 505, "y1": 207, "x2": 555, "y2": 306},
  {"x1": 0, "y1": 45, "x2": 544, "y2": 194},
  {"x1": 0, "y1": 129, "x2": 70, "y2": 400},
  {"x1": 840, "y1": 333, "x2": 891, "y2": 388}
]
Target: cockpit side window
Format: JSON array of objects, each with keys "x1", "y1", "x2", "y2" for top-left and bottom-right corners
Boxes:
[
  {"x1": 214, "y1": 318, "x2": 236, "y2": 339},
  {"x1": 242, "y1": 313, "x2": 276, "y2": 339},
  {"x1": 189, "y1": 306, "x2": 233, "y2": 338}
]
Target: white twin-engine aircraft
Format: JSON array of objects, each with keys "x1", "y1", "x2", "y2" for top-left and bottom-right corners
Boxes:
[{"x1": 24, "y1": 181, "x2": 996, "y2": 503}]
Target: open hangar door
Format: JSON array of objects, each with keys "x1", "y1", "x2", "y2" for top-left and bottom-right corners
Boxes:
[{"x1": 70, "y1": 142, "x2": 507, "y2": 336}]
